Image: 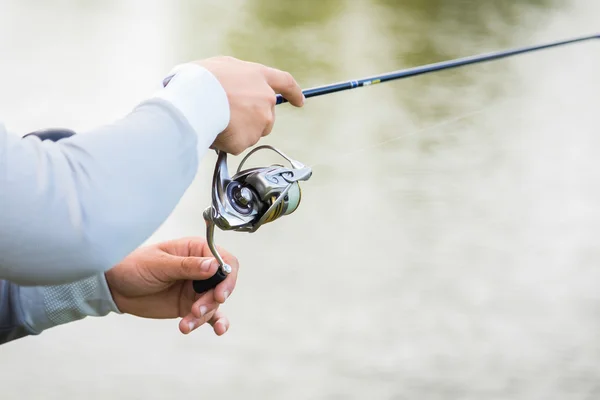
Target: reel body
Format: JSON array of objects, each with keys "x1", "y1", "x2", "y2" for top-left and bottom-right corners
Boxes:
[{"x1": 192, "y1": 145, "x2": 312, "y2": 293}]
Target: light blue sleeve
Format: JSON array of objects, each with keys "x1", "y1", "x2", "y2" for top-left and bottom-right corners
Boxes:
[
  {"x1": 0, "y1": 101, "x2": 193, "y2": 344},
  {"x1": 0, "y1": 101, "x2": 199, "y2": 285}
]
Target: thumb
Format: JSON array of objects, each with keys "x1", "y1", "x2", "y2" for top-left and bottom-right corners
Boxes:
[{"x1": 161, "y1": 255, "x2": 220, "y2": 281}]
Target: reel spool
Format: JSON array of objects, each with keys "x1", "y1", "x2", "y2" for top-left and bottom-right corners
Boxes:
[{"x1": 192, "y1": 145, "x2": 312, "y2": 294}]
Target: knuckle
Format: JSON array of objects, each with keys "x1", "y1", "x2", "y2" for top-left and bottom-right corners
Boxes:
[
  {"x1": 220, "y1": 137, "x2": 243, "y2": 155},
  {"x1": 282, "y1": 71, "x2": 296, "y2": 88},
  {"x1": 258, "y1": 63, "x2": 270, "y2": 75},
  {"x1": 266, "y1": 93, "x2": 277, "y2": 106},
  {"x1": 230, "y1": 144, "x2": 243, "y2": 156},
  {"x1": 180, "y1": 257, "x2": 192, "y2": 274},
  {"x1": 253, "y1": 100, "x2": 265, "y2": 112},
  {"x1": 264, "y1": 110, "x2": 275, "y2": 125},
  {"x1": 216, "y1": 245, "x2": 238, "y2": 266},
  {"x1": 246, "y1": 136, "x2": 260, "y2": 149}
]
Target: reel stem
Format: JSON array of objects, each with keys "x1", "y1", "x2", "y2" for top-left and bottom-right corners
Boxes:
[{"x1": 204, "y1": 214, "x2": 231, "y2": 273}]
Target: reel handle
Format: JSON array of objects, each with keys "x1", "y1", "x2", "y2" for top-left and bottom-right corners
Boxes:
[{"x1": 192, "y1": 215, "x2": 232, "y2": 294}]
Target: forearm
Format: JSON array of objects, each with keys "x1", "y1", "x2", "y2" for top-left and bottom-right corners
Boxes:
[
  {"x1": 0, "y1": 64, "x2": 229, "y2": 286},
  {"x1": 0, "y1": 274, "x2": 119, "y2": 345}
]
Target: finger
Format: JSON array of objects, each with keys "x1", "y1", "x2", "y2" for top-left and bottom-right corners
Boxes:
[
  {"x1": 208, "y1": 310, "x2": 230, "y2": 336},
  {"x1": 200, "y1": 242, "x2": 240, "y2": 304},
  {"x1": 190, "y1": 293, "x2": 219, "y2": 319},
  {"x1": 157, "y1": 236, "x2": 205, "y2": 257},
  {"x1": 263, "y1": 67, "x2": 304, "y2": 107},
  {"x1": 163, "y1": 255, "x2": 221, "y2": 282},
  {"x1": 179, "y1": 309, "x2": 217, "y2": 334},
  {"x1": 213, "y1": 253, "x2": 239, "y2": 304},
  {"x1": 179, "y1": 283, "x2": 208, "y2": 317},
  {"x1": 178, "y1": 284, "x2": 215, "y2": 318},
  {"x1": 182, "y1": 236, "x2": 211, "y2": 256},
  {"x1": 262, "y1": 105, "x2": 276, "y2": 137}
]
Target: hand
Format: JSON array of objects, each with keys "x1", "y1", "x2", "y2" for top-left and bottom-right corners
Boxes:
[
  {"x1": 105, "y1": 237, "x2": 239, "y2": 336},
  {"x1": 196, "y1": 56, "x2": 305, "y2": 155}
]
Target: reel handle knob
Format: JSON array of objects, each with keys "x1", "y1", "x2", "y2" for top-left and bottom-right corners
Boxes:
[
  {"x1": 192, "y1": 213, "x2": 233, "y2": 294},
  {"x1": 192, "y1": 264, "x2": 230, "y2": 294}
]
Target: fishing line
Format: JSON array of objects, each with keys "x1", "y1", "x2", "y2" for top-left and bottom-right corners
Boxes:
[{"x1": 306, "y1": 102, "x2": 498, "y2": 171}]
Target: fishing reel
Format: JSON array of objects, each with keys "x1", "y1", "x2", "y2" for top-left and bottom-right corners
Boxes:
[{"x1": 192, "y1": 145, "x2": 312, "y2": 294}]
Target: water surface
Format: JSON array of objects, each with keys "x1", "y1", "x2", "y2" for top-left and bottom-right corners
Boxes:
[{"x1": 0, "y1": 0, "x2": 599, "y2": 398}]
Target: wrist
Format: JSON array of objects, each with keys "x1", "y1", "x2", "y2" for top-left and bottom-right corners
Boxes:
[
  {"x1": 141, "y1": 63, "x2": 230, "y2": 159},
  {"x1": 103, "y1": 270, "x2": 126, "y2": 313}
]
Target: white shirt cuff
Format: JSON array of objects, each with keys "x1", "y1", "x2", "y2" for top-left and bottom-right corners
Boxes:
[{"x1": 145, "y1": 63, "x2": 230, "y2": 157}]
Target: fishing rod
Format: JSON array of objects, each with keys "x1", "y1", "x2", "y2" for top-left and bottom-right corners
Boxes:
[
  {"x1": 25, "y1": 33, "x2": 599, "y2": 295},
  {"x1": 276, "y1": 32, "x2": 599, "y2": 105},
  {"x1": 195, "y1": 33, "x2": 599, "y2": 293}
]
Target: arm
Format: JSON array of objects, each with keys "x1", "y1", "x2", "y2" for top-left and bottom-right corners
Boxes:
[
  {"x1": 0, "y1": 58, "x2": 303, "y2": 345},
  {"x1": 0, "y1": 275, "x2": 119, "y2": 345},
  {"x1": 0, "y1": 64, "x2": 229, "y2": 286},
  {"x1": 0, "y1": 236, "x2": 241, "y2": 346}
]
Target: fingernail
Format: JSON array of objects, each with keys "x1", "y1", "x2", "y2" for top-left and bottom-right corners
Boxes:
[
  {"x1": 200, "y1": 258, "x2": 215, "y2": 272},
  {"x1": 199, "y1": 305, "x2": 208, "y2": 317},
  {"x1": 187, "y1": 320, "x2": 196, "y2": 332},
  {"x1": 223, "y1": 290, "x2": 230, "y2": 301},
  {"x1": 302, "y1": 94, "x2": 306, "y2": 104}
]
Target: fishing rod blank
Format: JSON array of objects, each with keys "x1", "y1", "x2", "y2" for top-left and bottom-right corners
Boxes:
[{"x1": 275, "y1": 32, "x2": 600, "y2": 105}]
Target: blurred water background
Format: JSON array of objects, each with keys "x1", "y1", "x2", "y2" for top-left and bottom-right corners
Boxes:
[{"x1": 0, "y1": 0, "x2": 599, "y2": 399}]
